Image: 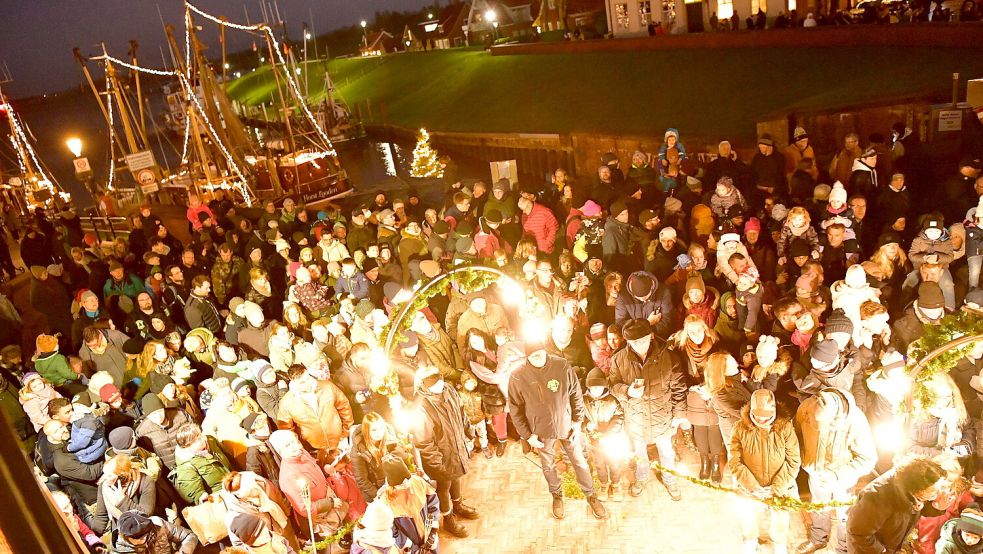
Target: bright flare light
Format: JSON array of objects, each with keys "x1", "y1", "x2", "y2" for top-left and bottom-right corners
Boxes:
[
  {"x1": 484, "y1": 9, "x2": 497, "y2": 22},
  {"x1": 368, "y1": 349, "x2": 391, "y2": 377},
  {"x1": 599, "y1": 432, "x2": 632, "y2": 462},
  {"x1": 521, "y1": 317, "x2": 549, "y2": 345},
  {"x1": 497, "y1": 279, "x2": 526, "y2": 306},
  {"x1": 360, "y1": 20, "x2": 367, "y2": 28},
  {"x1": 874, "y1": 420, "x2": 908, "y2": 454},
  {"x1": 394, "y1": 404, "x2": 426, "y2": 436},
  {"x1": 66, "y1": 137, "x2": 82, "y2": 158}
]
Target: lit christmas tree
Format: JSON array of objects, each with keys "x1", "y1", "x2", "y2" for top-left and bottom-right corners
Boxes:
[{"x1": 410, "y1": 128, "x2": 444, "y2": 178}]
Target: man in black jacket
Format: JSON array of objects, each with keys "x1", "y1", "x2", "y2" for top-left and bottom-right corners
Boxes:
[
  {"x1": 46, "y1": 419, "x2": 104, "y2": 504},
  {"x1": 183, "y1": 275, "x2": 222, "y2": 334},
  {"x1": 509, "y1": 335, "x2": 607, "y2": 521}
]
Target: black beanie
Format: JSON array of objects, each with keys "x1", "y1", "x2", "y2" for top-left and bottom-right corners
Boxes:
[
  {"x1": 229, "y1": 512, "x2": 266, "y2": 546},
  {"x1": 118, "y1": 510, "x2": 154, "y2": 538},
  {"x1": 382, "y1": 454, "x2": 411, "y2": 487}
]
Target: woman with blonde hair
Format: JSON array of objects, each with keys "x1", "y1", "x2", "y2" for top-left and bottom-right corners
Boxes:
[
  {"x1": 350, "y1": 411, "x2": 417, "y2": 502},
  {"x1": 221, "y1": 470, "x2": 296, "y2": 549},
  {"x1": 704, "y1": 352, "x2": 751, "y2": 447},
  {"x1": 91, "y1": 453, "x2": 157, "y2": 535},
  {"x1": 863, "y1": 233, "x2": 911, "y2": 313},
  {"x1": 281, "y1": 302, "x2": 310, "y2": 341},
  {"x1": 672, "y1": 315, "x2": 722, "y2": 481}
]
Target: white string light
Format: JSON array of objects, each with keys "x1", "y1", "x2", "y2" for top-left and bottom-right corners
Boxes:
[
  {"x1": 185, "y1": 1, "x2": 337, "y2": 156},
  {"x1": 180, "y1": 111, "x2": 191, "y2": 164},
  {"x1": 99, "y1": 53, "x2": 254, "y2": 206},
  {"x1": 3, "y1": 102, "x2": 55, "y2": 191}
]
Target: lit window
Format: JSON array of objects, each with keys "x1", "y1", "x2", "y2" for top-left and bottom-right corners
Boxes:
[
  {"x1": 751, "y1": 0, "x2": 767, "y2": 13},
  {"x1": 717, "y1": 0, "x2": 734, "y2": 19},
  {"x1": 640, "y1": 1, "x2": 652, "y2": 24},
  {"x1": 549, "y1": 0, "x2": 557, "y2": 8},
  {"x1": 616, "y1": 3, "x2": 630, "y2": 27},
  {"x1": 788, "y1": 0, "x2": 796, "y2": 10}
]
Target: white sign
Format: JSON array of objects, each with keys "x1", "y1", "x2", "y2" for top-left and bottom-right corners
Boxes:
[
  {"x1": 73, "y1": 157, "x2": 91, "y2": 174},
  {"x1": 125, "y1": 150, "x2": 157, "y2": 171},
  {"x1": 8, "y1": 177, "x2": 21, "y2": 187},
  {"x1": 137, "y1": 169, "x2": 159, "y2": 194},
  {"x1": 938, "y1": 110, "x2": 963, "y2": 132}
]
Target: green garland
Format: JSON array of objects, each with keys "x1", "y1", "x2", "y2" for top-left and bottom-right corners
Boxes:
[
  {"x1": 906, "y1": 310, "x2": 983, "y2": 413},
  {"x1": 311, "y1": 519, "x2": 358, "y2": 551}
]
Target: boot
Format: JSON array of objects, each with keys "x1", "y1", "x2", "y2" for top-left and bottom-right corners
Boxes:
[
  {"x1": 495, "y1": 440, "x2": 507, "y2": 457},
  {"x1": 586, "y1": 495, "x2": 607, "y2": 519},
  {"x1": 452, "y1": 499, "x2": 479, "y2": 520},
  {"x1": 551, "y1": 494, "x2": 565, "y2": 520},
  {"x1": 629, "y1": 479, "x2": 645, "y2": 497},
  {"x1": 711, "y1": 454, "x2": 725, "y2": 483},
  {"x1": 482, "y1": 445, "x2": 493, "y2": 459},
  {"x1": 662, "y1": 475, "x2": 682, "y2": 501},
  {"x1": 442, "y1": 513, "x2": 468, "y2": 538},
  {"x1": 699, "y1": 454, "x2": 711, "y2": 480}
]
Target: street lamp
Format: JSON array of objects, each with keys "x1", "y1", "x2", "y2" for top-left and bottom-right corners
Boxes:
[
  {"x1": 485, "y1": 9, "x2": 498, "y2": 40},
  {"x1": 66, "y1": 138, "x2": 82, "y2": 158},
  {"x1": 66, "y1": 137, "x2": 96, "y2": 202},
  {"x1": 305, "y1": 31, "x2": 312, "y2": 40}
]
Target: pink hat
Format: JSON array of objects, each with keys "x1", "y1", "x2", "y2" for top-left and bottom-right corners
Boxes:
[
  {"x1": 580, "y1": 200, "x2": 602, "y2": 218},
  {"x1": 744, "y1": 217, "x2": 762, "y2": 234}
]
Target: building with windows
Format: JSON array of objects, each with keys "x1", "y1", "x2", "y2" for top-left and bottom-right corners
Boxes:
[
  {"x1": 466, "y1": 0, "x2": 537, "y2": 43},
  {"x1": 533, "y1": 0, "x2": 607, "y2": 35},
  {"x1": 420, "y1": 1, "x2": 471, "y2": 49},
  {"x1": 360, "y1": 31, "x2": 397, "y2": 56},
  {"x1": 605, "y1": 0, "x2": 680, "y2": 35}
]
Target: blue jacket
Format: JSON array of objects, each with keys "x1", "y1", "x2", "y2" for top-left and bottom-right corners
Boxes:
[
  {"x1": 67, "y1": 414, "x2": 108, "y2": 464},
  {"x1": 614, "y1": 271, "x2": 674, "y2": 337},
  {"x1": 334, "y1": 272, "x2": 369, "y2": 300}
]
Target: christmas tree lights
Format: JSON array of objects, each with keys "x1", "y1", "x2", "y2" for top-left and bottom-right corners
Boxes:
[{"x1": 410, "y1": 128, "x2": 444, "y2": 178}]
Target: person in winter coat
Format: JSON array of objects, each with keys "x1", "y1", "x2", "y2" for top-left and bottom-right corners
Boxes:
[
  {"x1": 79, "y1": 326, "x2": 131, "y2": 388},
  {"x1": 710, "y1": 177, "x2": 749, "y2": 225},
  {"x1": 220, "y1": 471, "x2": 295, "y2": 550},
  {"x1": 135, "y1": 394, "x2": 193, "y2": 472},
  {"x1": 750, "y1": 135, "x2": 786, "y2": 205},
  {"x1": 113, "y1": 509, "x2": 198, "y2": 554},
  {"x1": 375, "y1": 456, "x2": 442, "y2": 554},
  {"x1": 182, "y1": 275, "x2": 221, "y2": 335},
  {"x1": 602, "y1": 201, "x2": 632, "y2": 275},
  {"x1": 907, "y1": 218, "x2": 956, "y2": 310},
  {"x1": 892, "y1": 281, "x2": 946, "y2": 355},
  {"x1": 658, "y1": 128, "x2": 688, "y2": 170},
  {"x1": 33, "y1": 333, "x2": 82, "y2": 395},
  {"x1": 276, "y1": 366, "x2": 353, "y2": 455},
  {"x1": 793, "y1": 388, "x2": 877, "y2": 554},
  {"x1": 583, "y1": 367, "x2": 628, "y2": 500},
  {"x1": 48, "y1": 417, "x2": 105, "y2": 503},
  {"x1": 518, "y1": 196, "x2": 559, "y2": 255},
  {"x1": 350, "y1": 412, "x2": 416, "y2": 503},
  {"x1": 410, "y1": 365, "x2": 477, "y2": 537},
  {"x1": 455, "y1": 296, "x2": 510, "y2": 355},
  {"x1": 728, "y1": 389, "x2": 801, "y2": 554},
  {"x1": 849, "y1": 147, "x2": 880, "y2": 201},
  {"x1": 269, "y1": 429, "x2": 348, "y2": 539},
  {"x1": 846, "y1": 457, "x2": 946, "y2": 554},
  {"x1": 716, "y1": 232, "x2": 757, "y2": 286},
  {"x1": 829, "y1": 133, "x2": 863, "y2": 187},
  {"x1": 509, "y1": 336, "x2": 606, "y2": 520},
  {"x1": 409, "y1": 313, "x2": 465, "y2": 384},
  {"x1": 607, "y1": 318, "x2": 686, "y2": 500},
  {"x1": 784, "y1": 126, "x2": 818, "y2": 182},
  {"x1": 51, "y1": 490, "x2": 106, "y2": 552},
  {"x1": 91, "y1": 453, "x2": 157, "y2": 535},
  {"x1": 172, "y1": 422, "x2": 231, "y2": 504},
  {"x1": 776, "y1": 207, "x2": 820, "y2": 269},
  {"x1": 615, "y1": 271, "x2": 674, "y2": 337},
  {"x1": 705, "y1": 352, "x2": 751, "y2": 447},
  {"x1": 830, "y1": 266, "x2": 882, "y2": 346},
  {"x1": 935, "y1": 504, "x2": 983, "y2": 554},
  {"x1": 19, "y1": 372, "x2": 62, "y2": 433}
]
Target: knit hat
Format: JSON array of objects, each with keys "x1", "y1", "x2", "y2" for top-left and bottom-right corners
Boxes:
[
  {"x1": 432, "y1": 220, "x2": 449, "y2": 234},
  {"x1": 626, "y1": 273, "x2": 654, "y2": 299},
  {"x1": 829, "y1": 182, "x2": 847, "y2": 205},
  {"x1": 229, "y1": 513, "x2": 267, "y2": 546},
  {"x1": 638, "y1": 209, "x2": 659, "y2": 226},
  {"x1": 876, "y1": 232, "x2": 901, "y2": 250},
  {"x1": 485, "y1": 209, "x2": 503, "y2": 225},
  {"x1": 274, "y1": 239, "x2": 290, "y2": 253},
  {"x1": 685, "y1": 273, "x2": 705, "y2": 295},
  {"x1": 715, "y1": 176, "x2": 734, "y2": 192},
  {"x1": 965, "y1": 289, "x2": 983, "y2": 308},
  {"x1": 923, "y1": 218, "x2": 944, "y2": 231},
  {"x1": 382, "y1": 454, "x2": 412, "y2": 486},
  {"x1": 239, "y1": 412, "x2": 262, "y2": 433},
  {"x1": 744, "y1": 217, "x2": 762, "y2": 234},
  {"x1": 824, "y1": 309, "x2": 854, "y2": 336},
  {"x1": 789, "y1": 239, "x2": 811, "y2": 259},
  {"x1": 719, "y1": 232, "x2": 740, "y2": 245},
  {"x1": 454, "y1": 221, "x2": 474, "y2": 237},
  {"x1": 108, "y1": 426, "x2": 136, "y2": 451},
  {"x1": 361, "y1": 500, "x2": 396, "y2": 533},
  {"x1": 118, "y1": 511, "x2": 154, "y2": 538},
  {"x1": 361, "y1": 258, "x2": 379, "y2": 274},
  {"x1": 589, "y1": 322, "x2": 606, "y2": 341},
  {"x1": 122, "y1": 337, "x2": 146, "y2": 356},
  {"x1": 35, "y1": 334, "x2": 59, "y2": 353},
  {"x1": 622, "y1": 318, "x2": 651, "y2": 341},
  {"x1": 771, "y1": 203, "x2": 789, "y2": 222},
  {"x1": 99, "y1": 384, "x2": 121, "y2": 404},
  {"x1": 148, "y1": 372, "x2": 175, "y2": 395},
  {"x1": 664, "y1": 197, "x2": 683, "y2": 215},
  {"x1": 243, "y1": 302, "x2": 265, "y2": 327},
  {"x1": 792, "y1": 126, "x2": 808, "y2": 141},
  {"x1": 810, "y1": 339, "x2": 840, "y2": 366},
  {"x1": 659, "y1": 227, "x2": 677, "y2": 241},
  {"x1": 917, "y1": 282, "x2": 945, "y2": 309},
  {"x1": 586, "y1": 243, "x2": 604, "y2": 261},
  {"x1": 414, "y1": 365, "x2": 441, "y2": 391},
  {"x1": 46, "y1": 264, "x2": 63, "y2": 277},
  {"x1": 758, "y1": 134, "x2": 774, "y2": 147},
  {"x1": 80, "y1": 290, "x2": 98, "y2": 307},
  {"x1": 580, "y1": 200, "x2": 602, "y2": 218},
  {"x1": 955, "y1": 510, "x2": 983, "y2": 536},
  {"x1": 601, "y1": 152, "x2": 619, "y2": 166},
  {"x1": 456, "y1": 236, "x2": 475, "y2": 254},
  {"x1": 265, "y1": 229, "x2": 279, "y2": 242},
  {"x1": 141, "y1": 393, "x2": 165, "y2": 415},
  {"x1": 843, "y1": 265, "x2": 867, "y2": 290},
  {"x1": 609, "y1": 200, "x2": 628, "y2": 218},
  {"x1": 30, "y1": 265, "x2": 46, "y2": 279},
  {"x1": 585, "y1": 367, "x2": 607, "y2": 388}
]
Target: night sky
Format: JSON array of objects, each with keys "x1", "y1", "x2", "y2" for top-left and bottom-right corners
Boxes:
[{"x1": 0, "y1": 0, "x2": 433, "y2": 98}]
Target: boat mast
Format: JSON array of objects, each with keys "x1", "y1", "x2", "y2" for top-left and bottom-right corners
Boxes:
[{"x1": 264, "y1": 32, "x2": 296, "y2": 153}]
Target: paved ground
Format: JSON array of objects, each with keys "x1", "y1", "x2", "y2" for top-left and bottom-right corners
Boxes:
[{"x1": 442, "y1": 439, "x2": 821, "y2": 554}]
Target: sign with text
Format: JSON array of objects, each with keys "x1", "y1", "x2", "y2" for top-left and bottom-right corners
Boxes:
[
  {"x1": 125, "y1": 150, "x2": 157, "y2": 172},
  {"x1": 938, "y1": 110, "x2": 963, "y2": 132}
]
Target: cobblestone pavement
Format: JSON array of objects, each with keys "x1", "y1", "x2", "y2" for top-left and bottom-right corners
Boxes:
[{"x1": 441, "y1": 439, "x2": 826, "y2": 554}]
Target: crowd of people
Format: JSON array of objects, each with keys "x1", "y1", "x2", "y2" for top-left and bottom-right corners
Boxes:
[{"x1": 3, "y1": 122, "x2": 983, "y2": 554}]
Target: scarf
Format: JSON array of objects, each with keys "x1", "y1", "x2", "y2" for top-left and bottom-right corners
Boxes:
[
  {"x1": 385, "y1": 475, "x2": 431, "y2": 539},
  {"x1": 788, "y1": 218, "x2": 810, "y2": 237},
  {"x1": 682, "y1": 337, "x2": 714, "y2": 370}
]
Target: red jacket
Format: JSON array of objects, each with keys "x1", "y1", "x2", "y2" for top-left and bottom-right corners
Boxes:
[
  {"x1": 521, "y1": 203, "x2": 559, "y2": 254},
  {"x1": 186, "y1": 204, "x2": 215, "y2": 231}
]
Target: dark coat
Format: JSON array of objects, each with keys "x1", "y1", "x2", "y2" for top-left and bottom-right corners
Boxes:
[
  {"x1": 183, "y1": 294, "x2": 221, "y2": 335},
  {"x1": 891, "y1": 305, "x2": 929, "y2": 355},
  {"x1": 415, "y1": 386, "x2": 470, "y2": 481},
  {"x1": 245, "y1": 442, "x2": 281, "y2": 488},
  {"x1": 52, "y1": 442, "x2": 104, "y2": 504},
  {"x1": 508, "y1": 355, "x2": 586, "y2": 440},
  {"x1": 112, "y1": 518, "x2": 199, "y2": 554},
  {"x1": 134, "y1": 409, "x2": 192, "y2": 471},
  {"x1": 607, "y1": 338, "x2": 686, "y2": 442},
  {"x1": 846, "y1": 472, "x2": 925, "y2": 554}
]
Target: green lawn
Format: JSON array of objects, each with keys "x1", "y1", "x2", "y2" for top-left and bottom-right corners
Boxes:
[{"x1": 226, "y1": 47, "x2": 983, "y2": 141}]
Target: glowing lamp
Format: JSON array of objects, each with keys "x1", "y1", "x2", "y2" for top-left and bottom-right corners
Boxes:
[
  {"x1": 66, "y1": 137, "x2": 83, "y2": 158},
  {"x1": 368, "y1": 349, "x2": 392, "y2": 377},
  {"x1": 360, "y1": 20, "x2": 367, "y2": 28},
  {"x1": 485, "y1": 9, "x2": 497, "y2": 22}
]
